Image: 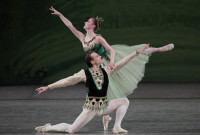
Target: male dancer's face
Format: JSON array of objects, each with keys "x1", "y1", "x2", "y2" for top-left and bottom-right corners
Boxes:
[{"x1": 90, "y1": 52, "x2": 102, "y2": 66}]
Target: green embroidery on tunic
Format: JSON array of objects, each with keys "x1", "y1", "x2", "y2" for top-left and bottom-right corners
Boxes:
[
  {"x1": 88, "y1": 68, "x2": 104, "y2": 90},
  {"x1": 82, "y1": 97, "x2": 108, "y2": 111}
]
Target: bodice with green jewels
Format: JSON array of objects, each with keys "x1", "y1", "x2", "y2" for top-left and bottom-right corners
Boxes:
[{"x1": 84, "y1": 43, "x2": 108, "y2": 59}]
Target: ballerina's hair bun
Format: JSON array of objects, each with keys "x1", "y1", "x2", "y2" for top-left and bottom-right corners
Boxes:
[{"x1": 93, "y1": 16, "x2": 104, "y2": 32}]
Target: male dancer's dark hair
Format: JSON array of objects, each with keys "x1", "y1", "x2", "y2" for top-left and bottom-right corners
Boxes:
[{"x1": 85, "y1": 51, "x2": 94, "y2": 68}]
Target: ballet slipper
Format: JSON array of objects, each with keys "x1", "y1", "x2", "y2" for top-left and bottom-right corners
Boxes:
[
  {"x1": 159, "y1": 43, "x2": 174, "y2": 52},
  {"x1": 112, "y1": 128, "x2": 128, "y2": 133},
  {"x1": 35, "y1": 123, "x2": 51, "y2": 132},
  {"x1": 103, "y1": 116, "x2": 112, "y2": 130}
]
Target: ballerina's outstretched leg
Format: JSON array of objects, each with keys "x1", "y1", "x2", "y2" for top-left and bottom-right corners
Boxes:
[{"x1": 145, "y1": 43, "x2": 174, "y2": 55}]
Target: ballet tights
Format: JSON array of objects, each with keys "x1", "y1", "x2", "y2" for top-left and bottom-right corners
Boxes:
[
  {"x1": 145, "y1": 43, "x2": 174, "y2": 55},
  {"x1": 44, "y1": 98, "x2": 129, "y2": 133}
]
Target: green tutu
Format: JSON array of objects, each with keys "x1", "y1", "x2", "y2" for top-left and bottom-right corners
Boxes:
[{"x1": 103, "y1": 44, "x2": 150, "y2": 101}]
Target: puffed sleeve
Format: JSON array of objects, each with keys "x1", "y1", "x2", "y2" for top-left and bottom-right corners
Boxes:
[{"x1": 48, "y1": 69, "x2": 86, "y2": 90}]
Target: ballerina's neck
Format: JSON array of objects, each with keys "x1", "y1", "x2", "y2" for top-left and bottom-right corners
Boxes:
[{"x1": 85, "y1": 30, "x2": 96, "y2": 38}]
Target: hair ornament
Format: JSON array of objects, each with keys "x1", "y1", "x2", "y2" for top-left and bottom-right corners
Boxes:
[
  {"x1": 95, "y1": 16, "x2": 104, "y2": 22},
  {"x1": 94, "y1": 16, "x2": 104, "y2": 31}
]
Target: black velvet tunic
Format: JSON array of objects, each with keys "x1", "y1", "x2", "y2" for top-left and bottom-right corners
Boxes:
[{"x1": 85, "y1": 68, "x2": 109, "y2": 97}]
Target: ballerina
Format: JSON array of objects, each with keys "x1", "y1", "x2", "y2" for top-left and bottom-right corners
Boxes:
[{"x1": 49, "y1": 6, "x2": 174, "y2": 130}]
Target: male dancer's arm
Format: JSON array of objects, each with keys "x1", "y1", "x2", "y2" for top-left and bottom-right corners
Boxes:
[
  {"x1": 105, "y1": 44, "x2": 149, "y2": 76},
  {"x1": 105, "y1": 51, "x2": 138, "y2": 76},
  {"x1": 36, "y1": 69, "x2": 86, "y2": 94},
  {"x1": 48, "y1": 69, "x2": 86, "y2": 89}
]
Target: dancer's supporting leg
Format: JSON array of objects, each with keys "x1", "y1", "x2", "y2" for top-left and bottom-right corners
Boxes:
[
  {"x1": 35, "y1": 109, "x2": 96, "y2": 133},
  {"x1": 103, "y1": 115, "x2": 112, "y2": 130},
  {"x1": 145, "y1": 43, "x2": 174, "y2": 55},
  {"x1": 101, "y1": 98, "x2": 130, "y2": 133}
]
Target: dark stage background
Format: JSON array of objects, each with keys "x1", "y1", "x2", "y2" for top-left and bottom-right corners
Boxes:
[{"x1": 1, "y1": 0, "x2": 200, "y2": 85}]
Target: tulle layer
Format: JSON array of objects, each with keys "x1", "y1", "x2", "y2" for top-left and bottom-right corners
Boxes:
[{"x1": 103, "y1": 44, "x2": 150, "y2": 101}]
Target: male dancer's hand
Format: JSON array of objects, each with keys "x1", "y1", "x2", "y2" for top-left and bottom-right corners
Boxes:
[
  {"x1": 108, "y1": 63, "x2": 115, "y2": 70},
  {"x1": 49, "y1": 6, "x2": 62, "y2": 16},
  {"x1": 36, "y1": 86, "x2": 49, "y2": 94},
  {"x1": 136, "y1": 44, "x2": 150, "y2": 55}
]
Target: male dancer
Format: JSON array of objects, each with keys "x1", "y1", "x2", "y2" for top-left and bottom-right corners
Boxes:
[{"x1": 35, "y1": 45, "x2": 149, "y2": 133}]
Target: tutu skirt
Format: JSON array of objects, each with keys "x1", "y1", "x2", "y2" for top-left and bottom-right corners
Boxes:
[{"x1": 102, "y1": 44, "x2": 150, "y2": 101}]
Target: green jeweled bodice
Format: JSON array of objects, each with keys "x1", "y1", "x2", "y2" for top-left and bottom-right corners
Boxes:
[{"x1": 84, "y1": 43, "x2": 107, "y2": 59}]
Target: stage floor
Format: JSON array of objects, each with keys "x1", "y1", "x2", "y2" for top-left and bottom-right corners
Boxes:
[{"x1": 0, "y1": 99, "x2": 200, "y2": 135}]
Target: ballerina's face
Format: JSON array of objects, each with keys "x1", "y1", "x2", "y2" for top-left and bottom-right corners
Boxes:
[{"x1": 83, "y1": 18, "x2": 95, "y2": 31}]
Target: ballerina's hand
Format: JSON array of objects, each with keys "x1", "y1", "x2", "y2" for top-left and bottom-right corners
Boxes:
[
  {"x1": 36, "y1": 86, "x2": 49, "y2": 94},
  {"x1": 49, "y1": 6, "x2": 61, "y2": 16},
  {"x1": 108, "y1": 63, "x2": 115, "y2": 70},
  {"x1": 136, "y1": 44, "x2": 150, "y2": 55}
]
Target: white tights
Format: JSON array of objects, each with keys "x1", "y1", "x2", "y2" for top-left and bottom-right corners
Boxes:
[
  {"x1": 145, "y1": 43, "x2": 174, "y2": 55},
  {"x1": 44, "y1": 98, "x2": 129, "y2": 133}
]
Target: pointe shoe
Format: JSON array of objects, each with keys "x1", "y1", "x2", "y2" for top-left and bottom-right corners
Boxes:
[
  {"x1": 35, "y1": 123, "x2": 51, "y2": 132},
  {"x1": 112, "y1": 128, "x2": 128, "y2": 133},
  {"x1": 103, "y1": 116, "x2": 112, "y2": 130},
  {"x1": 159, "y1": 43, "x2": 174, "y2": 52}
]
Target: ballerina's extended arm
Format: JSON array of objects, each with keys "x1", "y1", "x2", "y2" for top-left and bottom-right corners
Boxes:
[
  {"x1": 49, "y1": 6, "x2": 85, "y2": 42},
  {"x1": 96, "y1": 36, "x2": 115, "y2": 70}
]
